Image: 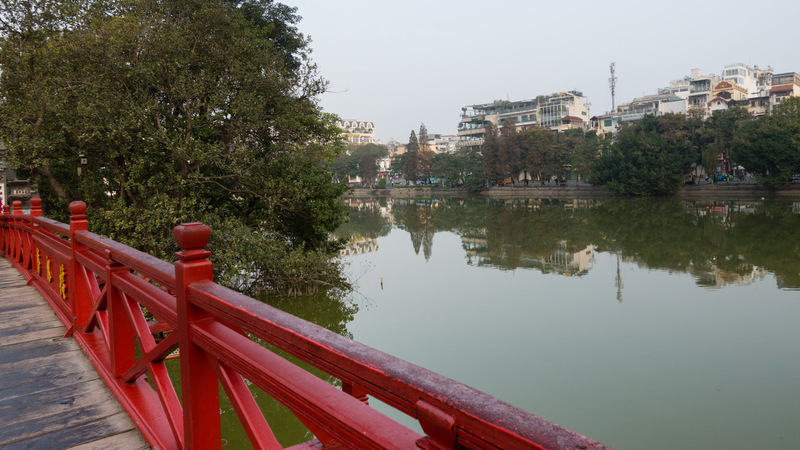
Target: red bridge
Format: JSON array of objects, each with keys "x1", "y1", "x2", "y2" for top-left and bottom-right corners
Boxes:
[{"x1": 0, "y1": 198, "x2": 611, "y2": 449}]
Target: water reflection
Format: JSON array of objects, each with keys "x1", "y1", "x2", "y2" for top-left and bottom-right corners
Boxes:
[{"x1": 337, "y1": 197, "x2": 800, "y2": 290}]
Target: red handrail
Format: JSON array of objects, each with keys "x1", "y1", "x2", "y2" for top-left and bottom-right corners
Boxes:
[{"x1": 0, "y1": 198, "x2": 612, "y2": 450}]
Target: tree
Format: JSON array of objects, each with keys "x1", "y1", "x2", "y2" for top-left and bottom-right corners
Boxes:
[
  {"x1": 417, "y1": 123, "x2": 434, "y2": 181},
  {"x1": 590, "y1": 115, "x2": 697, "y2": 195},
  {"x1": 482, "y1": 121, "x2": 500, "y2": 183},
  {"x1": 732, "y1": 114, "x2": 800, "y2": 190},
  {"x1": 0, "y1": 0, "x2": 349, "y2": 295},
  {"x1": 703, "y1": 107, "x2": 751, "y2": 178},
  {"x1": 570, "y1": 130, "x2": 607, "y2": 182},
  {"x1": 404, "y1": 130, "x2": 419, "y2": 183},
  {"x1": 517, "y1": 126, "x2": 555, "y2": 185},
  {"x1": 498, "y1": 117, "x2": 520, "y2": 184},
  {"x1": 333, "y1": 143, "x2": 387, "y2": 183}
]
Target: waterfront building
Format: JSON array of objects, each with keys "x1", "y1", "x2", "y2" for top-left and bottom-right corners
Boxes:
[
  {"x1": 721, "y1": 63, "x2": 759, "y2": 96},
  {"x1": 425, "y1": 134, "x2": 459, "y2": 153},
  {"x1": 770, "y1": 72, "x2": 800, "y2": 107},
  {"x1": 659, "y1": 77, "x2": 692, "y2": 99},
  {"x1": 457, "y1": 91, "x2": 589, "y2": 151},
  {"x1": 336, "y1": 120, "x2": 377, "y2": 144},
  {"x1": 708, "y1": 80, "x2": 749, "y2": 114},
  {"x1": 589, "y1": 114, "x2": 618, "y2": 137},
  {"x1": 687, "y1": 68, "x2": 720, "y2": 117},
  {"x1": 615, "y1": 93, "x2": 685, "y2": 124}
]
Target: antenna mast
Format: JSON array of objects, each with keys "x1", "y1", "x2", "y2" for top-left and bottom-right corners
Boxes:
[{"x1": 609, "y1": 62, "x2": 617, "y2": 115}]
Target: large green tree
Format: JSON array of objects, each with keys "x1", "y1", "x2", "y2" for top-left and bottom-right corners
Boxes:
[
  {"x1": 482, "y1": 121, "x2": 500, "y2": 183},
  {"x1": 590, "y1": 114, "x2": 697, "y2": 195},
  {"x1": 732, "y1": 99, "x2": 800, "y2": 190},
  {"x1": 0, "y1": 0, "x2": 349, "y2": 295},
  {"x1": 404, "y1": 130, "x2": 419, "y2": 183}
]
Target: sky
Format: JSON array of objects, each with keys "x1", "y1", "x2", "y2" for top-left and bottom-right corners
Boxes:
[{"x1": 285, "y1": 0, "x2": 800, "y2": 144}]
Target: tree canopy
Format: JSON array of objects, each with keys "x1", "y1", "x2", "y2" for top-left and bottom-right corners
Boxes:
[{"x1": 0, "y1": 0, "x2": 349, "y2": 295}]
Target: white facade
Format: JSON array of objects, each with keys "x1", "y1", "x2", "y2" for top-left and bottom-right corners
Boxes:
[
  {"x1": 337, "y1": 120, "x2": 377, "y2": 144},
  {"x1": 722, "y1": 63, "x2": 758, "y2": 96},
  {"x1": 457, "y1": 91, "x2": 589, "y2": 150}
]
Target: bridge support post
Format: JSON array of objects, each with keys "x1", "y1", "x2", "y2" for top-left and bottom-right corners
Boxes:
[
  {"x1": 69, "y1": 202, "x2": 92, "y2": 329},
  {"x1": 0, "y1": 198, "x2": 6, "y2": 255},
  {"x1": 174, "y1": 222, "x2": 220, "y2": 449}
]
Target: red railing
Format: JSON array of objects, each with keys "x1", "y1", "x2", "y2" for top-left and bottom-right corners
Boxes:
[{"x1": 0, "y1": 198, "x2": 612, "y2": 450}]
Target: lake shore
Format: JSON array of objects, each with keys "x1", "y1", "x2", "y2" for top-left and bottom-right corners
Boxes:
[{"x1": 343, "y1": 182, "x2": 800, "y2": 199}]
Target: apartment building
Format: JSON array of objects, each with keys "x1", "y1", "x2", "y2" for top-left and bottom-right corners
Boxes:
[
  {"x1": 337, "y1": 120, "x2": 377, "y2": 145},
  {"x1": 770, "y1": 72, "x2": 800, "y2": 107},
  {"x1": 457, "y1": 91, "x2": 589, "y2": 151}
]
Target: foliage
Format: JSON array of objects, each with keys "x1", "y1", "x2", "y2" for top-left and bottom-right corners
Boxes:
[
  {"x1": 416, "y1": 123, "x2": 434, "y2": 180},
  {"x1": 516, "y1": 126, "x2": 553, "y2": 183},
  {"x1": 404, "y1": 130, "x2": 419, "y2": 183},
  {"x1": 0, "y1": 0, "x2": 350, "y2": 295},
  {"x1": 732, "y1": 114, "x2": 800, "y2": 190},
  {"x1": 497, "y1": 117, "x2": 520, "y2": 183},
  {"x1": 332, "y1": 143, "x2": 387, "y2": 184},
  {"x1": 590, "y1": 114, "x2": 697, "y2": 195},
  {"x1": 482, "y1": 121, "x2": 500, "y2": 182},
  {"x1": 430, "y1": 147, "x2": 482, "y2": 189}
]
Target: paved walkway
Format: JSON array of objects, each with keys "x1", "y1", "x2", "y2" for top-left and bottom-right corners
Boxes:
[{"x1": 0, "y1": 258, "x2": 149, "y2": 449}]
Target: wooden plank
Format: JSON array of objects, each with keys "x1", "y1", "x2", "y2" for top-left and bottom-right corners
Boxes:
[
  {"x1": 0, "y1": 378, "x2": 121, "y2": 428},
  {"x1": 0, "y1": 306, "x2": 62, "y2": 331},
  {"x1": 0, "y1": 319, "x2": 64, "y2": 339},
  {"x1": 0, "y1": 336, "x2": 76, "y2": 365},
  {"x1": 0, "y1": 324, "x2": 65, "y2": 347},
  {"x1": 0, "y1": 357, "x2": 100, "y2": 400},
  {"x1": 0, "y1": 259, "x2": 149, "y2": 449},
  {"x1": 66, "y1": 429, "x2": 150, "y2": 450},
  {"x1": 0, "y1": 410, "x2": 139, "y2": 449}
]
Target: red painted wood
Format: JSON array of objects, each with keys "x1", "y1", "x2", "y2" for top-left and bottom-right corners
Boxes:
[{"x1": 0, "y1": 199, "x2": 613, "y2": 450}]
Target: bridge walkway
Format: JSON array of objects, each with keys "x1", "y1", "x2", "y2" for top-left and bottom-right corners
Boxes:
[{"x1": 0, "y1": 258, "x2": 149, "y2": 449}]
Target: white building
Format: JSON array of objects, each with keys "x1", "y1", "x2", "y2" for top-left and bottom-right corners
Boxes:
[
  {"x1": 687, "y1": 68, "x2": 720, "y2": 117},
  {"x1": 337, "y1": 120, "x2": 377, "y2": 145},
  {"x1": 722, "y1": 63, "x2": 758, "y2": 97},
  {"x1": 457, "y1": 91, "x2": 590, "y2": 151}
]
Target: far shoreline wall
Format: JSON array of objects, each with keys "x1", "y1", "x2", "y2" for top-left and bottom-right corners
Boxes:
[{"x1": 343, "y1": 184, "x2": 800, "y2": 199}]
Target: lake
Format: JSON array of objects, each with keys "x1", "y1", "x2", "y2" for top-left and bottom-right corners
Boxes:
[{"x1": 233, "y1": 195, "x2": 800, "y2": 449}]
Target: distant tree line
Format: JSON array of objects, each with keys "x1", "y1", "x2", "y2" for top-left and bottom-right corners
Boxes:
[
  {"x1": 337, "y1": 97, "x2": 800, "y2": 195},
  {"x1": 592, "y1": 97, "x2": 800, "y2": 194}
]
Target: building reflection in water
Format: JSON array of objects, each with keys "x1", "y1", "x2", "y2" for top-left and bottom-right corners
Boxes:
[{"x1": 337, "y1": 196, "x2": 800, "y2": 290}]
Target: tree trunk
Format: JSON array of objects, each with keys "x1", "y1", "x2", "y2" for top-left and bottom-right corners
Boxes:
[{"x1": 36, "y1": 165, "x2": 69, "y2": 202}]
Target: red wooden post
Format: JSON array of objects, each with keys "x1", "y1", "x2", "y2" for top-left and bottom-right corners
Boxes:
[
  {"x1": 21, "y1": 198, "x2": 42, "y2": 271},
  {"x1": 174, "y1": 222, "x2": 220, "y2": 449},
  {"x1": 12, "y1": 201, "x2": 22, "y2": 263},
  {"x1": 0, "y1": 198, "x2": 6, "y2": 255},
  {"x1": 108, "y1": 253, "x2": 136, "y2": 377},
  {"x1": 69, "y1": 201, "x2": 92, "y2": 329}
]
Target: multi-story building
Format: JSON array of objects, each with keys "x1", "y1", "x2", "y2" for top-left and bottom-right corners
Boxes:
[
  {"x1": 659, "y1": 77, "x2": 692, "y2": 99},
  {"x1": 457, "y1": 91, "x2": 589, "y2": 151},
  {"x1": 721, "y1": 63, "x2": 759, "y2": 96},
  {"x1": 616, "y1": 93, "x2": 685, "y2": 124},
  {"x1": 589, "y1": 114, "x2": 618, "y2": 137},
  {"x1": 770, "y1": 72, "x2": 800, "y2": 107},
  {"x1": 336, "y1": 120, "x2": 377, "y2": 145},
  {"x1": 687, "y1": 68, "x2": 720, "y2": 117}
]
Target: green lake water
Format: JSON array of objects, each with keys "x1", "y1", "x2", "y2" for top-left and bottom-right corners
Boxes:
[{"x1": 222, "y1": 195, "x2": 800, "y2": 449}]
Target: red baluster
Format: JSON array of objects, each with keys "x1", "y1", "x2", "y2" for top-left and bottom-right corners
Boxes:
[
  {"x1": 0, "y1": 197, "x2": 6, "y2": 255},
  {"x1": 12, "y1": 201, "x2": 22, "y2": 263},
  {"x1": 174, "y1": 222, "x2": 220, "y2": 449},
  {"x1": 69, "y1": 201, "x2": 90, "y2": 329}
]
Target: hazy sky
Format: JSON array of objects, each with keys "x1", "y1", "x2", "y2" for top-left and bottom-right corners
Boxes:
[{"x1": 285, "y1": 1, "x2": 800, "y2": 143}]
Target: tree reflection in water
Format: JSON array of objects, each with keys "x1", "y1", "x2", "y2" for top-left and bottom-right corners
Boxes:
[{"x1": 338, "y1": 196, "x2": 800, "y2": 289}]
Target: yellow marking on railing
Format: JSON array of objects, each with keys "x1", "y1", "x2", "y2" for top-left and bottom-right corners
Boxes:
[{"x1": 59, "y1": 264, "x2": 68, "y2": 300}]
